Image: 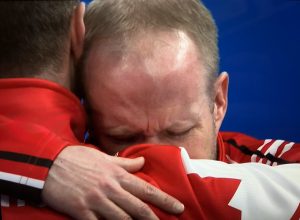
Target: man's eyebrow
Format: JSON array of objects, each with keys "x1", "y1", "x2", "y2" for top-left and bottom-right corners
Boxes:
[
  {"x1": 166, "y1": 117, "x2": 201, "y2": 128},
  {"x1": 104, "y1": 126, "x2": 138, "y2": 135},
  {"x1": 169, "y1": 119, "x2": 203, "y2": 132}
]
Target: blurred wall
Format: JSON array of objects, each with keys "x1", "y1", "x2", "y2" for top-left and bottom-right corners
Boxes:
[{"x1": 202, "y1": 0, "x2": 300, "y2": 141}]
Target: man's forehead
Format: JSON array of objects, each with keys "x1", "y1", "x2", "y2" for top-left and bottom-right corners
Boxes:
[
  {"x1": 99, "y1": 94, "x2": 207, "y2": 130},
  {"x1": 86, "y1": 30, "x2": 206, "y2": 88},
  {"x1": 101, "y1": 105, "x2": 205, "y2": 135},
  {"x1": 85, "y1": 29, "x2": 209, "y2": 117},
  {"x1": 91, "y1": 70, "x2": 205, "y2": 115}
]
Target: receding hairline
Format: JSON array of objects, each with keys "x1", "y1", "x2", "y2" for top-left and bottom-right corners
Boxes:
[
  {"x1": 84, "y1": 28, "x2": 214, "y2": 93},
  {"x1": 84, "y1": 28, "x2": 213, "y2": 108},
  {"x1": 82, "y1": 0, "x2": 219, "y2": 98}
]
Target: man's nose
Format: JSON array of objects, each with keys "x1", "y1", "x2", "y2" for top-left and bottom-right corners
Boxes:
[{"x1": 144, "y1": 136, "x2": 161, "y2": 145}]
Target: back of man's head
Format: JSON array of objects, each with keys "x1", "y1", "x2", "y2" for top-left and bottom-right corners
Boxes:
[
  {"x1": 0, "y1": 1, "x2": 79, "y2": 78},
  {"x1": 84, "y1": 0, "x2": 219, "y2": 90}
]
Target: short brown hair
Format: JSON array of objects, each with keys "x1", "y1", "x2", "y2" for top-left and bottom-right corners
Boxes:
[
  {"x1": 0, "y1": 0, "x2": 79, "y2": 78},
  {"x1": 84, "y1": 0, "x2": 219, "y2": 93}
]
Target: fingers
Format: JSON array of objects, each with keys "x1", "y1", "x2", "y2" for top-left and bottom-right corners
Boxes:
[
  {"x1": 109, "y1": 187, "x2": 159, "y2": 220},
  {"x1": 76, "y1": 211, "x2": 98, "y2": 220},
  {"x1": 92, "y1": 198, "x2": 133, "y2": 220},
  {"x1": 108, "y1": 155, "x2": 184, "y2": 214},
  {"x1": 106, "y1": 155, "x2": 145, "y2": 173},
  {"x1": 48, "y1": 146, "x2": 183, "y2": 219},
  {"x1": 121, "y1": 174, "x2": 184, "y2": 214},
  {"x1": 85, "y1": 172, "x2": 158, "y2": 220}
]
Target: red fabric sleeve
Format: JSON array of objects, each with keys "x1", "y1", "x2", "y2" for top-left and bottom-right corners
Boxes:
[
  {"x1": 0, "y1": 115, "x2": 78, "y2": 202},
  {"x1": 119, "y1": 145, "x2": 241, "y2": 219}
]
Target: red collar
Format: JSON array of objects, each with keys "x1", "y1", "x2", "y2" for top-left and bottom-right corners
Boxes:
[
  {"x1": 0, "y1": 78, "x2": 86, "y2": 142},
  {"x1": 217, "y1": 132, "x2": 226, "y2": 161}
]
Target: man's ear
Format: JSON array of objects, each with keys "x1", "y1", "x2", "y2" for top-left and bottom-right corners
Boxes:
[
  {"x1": 71, "y1": 2, "x2": 85, "y2": 61},
  {"x1": 213, "y1": 72, "x2": 229, "y2": 132}
]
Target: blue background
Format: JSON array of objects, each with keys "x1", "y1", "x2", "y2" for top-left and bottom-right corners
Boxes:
[{"x1": 83, "y1": 0, "x2": 300, "y2": 142}]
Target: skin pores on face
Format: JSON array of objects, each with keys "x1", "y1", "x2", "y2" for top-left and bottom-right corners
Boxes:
[{"x1": 84, "y1": 30, "x2": 219, "y2": 159}]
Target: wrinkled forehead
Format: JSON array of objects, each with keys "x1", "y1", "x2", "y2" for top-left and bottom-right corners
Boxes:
[{"x1": 84, "y1": 30, "x2": 208, "y2": 108}]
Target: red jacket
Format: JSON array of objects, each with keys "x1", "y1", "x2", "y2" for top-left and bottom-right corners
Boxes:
[{"x1": 1, "y1": 78, "x2": 299, "y2": 219}]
